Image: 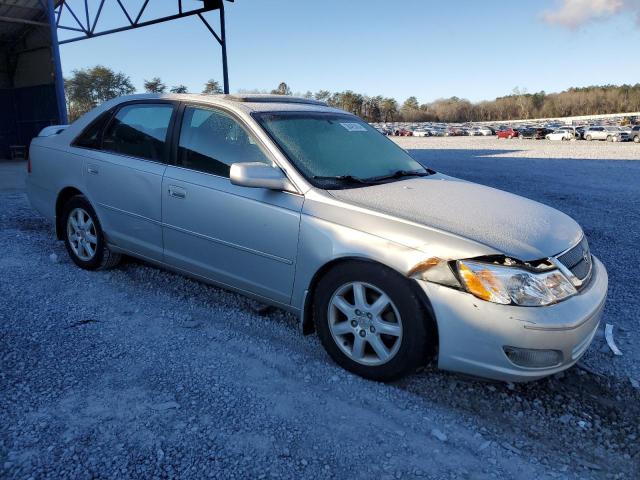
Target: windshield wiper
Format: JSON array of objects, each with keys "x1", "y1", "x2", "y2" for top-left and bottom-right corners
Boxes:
[
  {"x1": 313, "y1": 175, "x2": 374, "y2": 185},
  {"x1": 363, "y1": 169, "x2": 435, "y2": 183}
]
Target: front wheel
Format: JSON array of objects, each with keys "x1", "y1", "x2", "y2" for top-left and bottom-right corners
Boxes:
[
  {"x1": 634, "y1": 135, "x2": 640, "y2": 143},
  {"x1": 62, "y1": 195, "x2": 121, "y2": 270},
  {"x1": 586, "y1": 135, "x2": 592, "y2": 141},
  {"x1": 314, "y1": 262, "x2": 434, "y2": 381}
]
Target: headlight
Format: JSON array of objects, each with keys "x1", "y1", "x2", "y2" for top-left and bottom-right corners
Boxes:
[{"x1": 456, "y1": 260, "x2": 577, "y2": 306}]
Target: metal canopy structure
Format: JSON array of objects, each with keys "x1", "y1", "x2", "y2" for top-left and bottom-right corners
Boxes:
[
  {"x1": 1, "y1": 0, "x2": 234, "y2": 132},
  {"x1": 52, "y1": 0, "x2": 232, "y2": 95}
]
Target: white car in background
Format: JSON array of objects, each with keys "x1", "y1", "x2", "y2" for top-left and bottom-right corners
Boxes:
[
  {"x1": 412, "y1": 129, "x2": 430, "y2": 137},
  {"x1": 545, "y1": 129, "x2": 574, "y2": 141},
  {"x1": 584, "y1": 126, "x2": 628, "y2": 142},
  {"x1": 476, "y1": 127, "x2": 494, "y2": 136}
]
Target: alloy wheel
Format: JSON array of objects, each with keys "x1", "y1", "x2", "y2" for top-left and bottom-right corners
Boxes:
[
  {"x1": 67, "y1": 207, "x2": 98, "y2": 261},
  {"x1": 327, "y1": 281, "x2": 403, "y2": 366}
]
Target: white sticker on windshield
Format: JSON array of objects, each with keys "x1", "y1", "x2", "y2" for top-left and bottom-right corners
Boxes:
[{"x1": 339, "y1": 122, "x2": 367, "y2": 132}]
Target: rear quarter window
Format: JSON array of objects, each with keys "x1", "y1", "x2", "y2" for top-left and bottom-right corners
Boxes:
[{"x1": 72, "y1": 111, "x2": 113, "y2": 149}]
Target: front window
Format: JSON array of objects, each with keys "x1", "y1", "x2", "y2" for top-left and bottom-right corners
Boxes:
[
  {"x1": 178, "y1": 106, "x2": 271, "y2": 178},
  {"x1": 254, "y1": 112, "x2": 426, "y2": 188}
]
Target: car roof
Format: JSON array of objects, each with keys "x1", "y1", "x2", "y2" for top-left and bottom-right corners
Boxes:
[{"x1": 109, "y1": 93, "x2": 344, "y2": 115}]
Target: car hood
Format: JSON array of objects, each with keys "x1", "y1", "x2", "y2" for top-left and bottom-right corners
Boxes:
[{"x1": 328, "y1": 175, "x2": 583, "y2": 261}]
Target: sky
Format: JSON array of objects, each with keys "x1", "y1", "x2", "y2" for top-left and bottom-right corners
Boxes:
[{"x1": 57, "y1": 0, "x2": 640, "y2": 104}]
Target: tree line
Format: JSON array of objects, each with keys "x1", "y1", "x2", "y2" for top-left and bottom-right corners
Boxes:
[{"x1": 64, "y1": 65, "x2": 640, "y2": 123}]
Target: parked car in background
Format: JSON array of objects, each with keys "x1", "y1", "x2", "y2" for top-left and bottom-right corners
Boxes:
[
  {"x1": 545, "y1": 128, "x2": 574, "y2": 141},
  {"x1": 427, "y1": 127, "x2": 446, "y2": 137},
  {"x1": 497, "y1": 128, "x2": 519, "y2": 139},
  {"x1": 445, "y1": 127, "x2": 465, "y2": 136},
  {"x1": 630, "y1": 125, "x2": 640, "y2": 143},
  {"x1": 583, "y1": 126, "x2": 628, "y2": 142},
  {"x1": 518, "y1": 127, "x2": 537, "y2": 139},
  {"x1": 412, "y1": 129, "x2": 430, "y2": 137},
  {"x1": 615, "y1": 126, "x2": 632, "y2": 141},
  {"x1": 476, "y1": 127, "x2": 494, "y2": 136},
  {"x1": 26, "y1": 93, "x2": 608, "y2": 383}
]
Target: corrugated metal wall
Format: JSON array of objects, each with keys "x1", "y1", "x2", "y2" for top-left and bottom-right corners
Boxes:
[
  {"x1": 1, "y1": 2, "x2": 62, "y2": 159},
  {"x1": 0, "y1": 84, "x2": 59, "y2": 158}
]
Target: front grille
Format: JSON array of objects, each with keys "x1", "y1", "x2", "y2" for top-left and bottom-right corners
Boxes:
[{"x1": 557, "y1": 237, "x2": 592, "y2": 281}]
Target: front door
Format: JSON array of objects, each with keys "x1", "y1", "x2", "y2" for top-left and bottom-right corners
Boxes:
[{"x1": 162, "y1": 104, "x2": 302, "y2": 304}]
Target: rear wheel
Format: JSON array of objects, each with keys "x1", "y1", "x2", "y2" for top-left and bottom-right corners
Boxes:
[
  {"x1": 314, "y1": 262, "x2": 433, "y2": 381},
  {"x1": 586, "y1": 135, "x2": 592, "y2": 141},
  {"x1": 606, "y1": 135, "x2": 613, "y2": 142},
  {"x1": 62, "y1": 195, "x2": 121, "y2": 270},
  {"x1": 634, "y1": 135, "x2": 640, "y2": 143}
]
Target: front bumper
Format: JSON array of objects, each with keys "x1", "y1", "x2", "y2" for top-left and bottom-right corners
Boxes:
[{"x1": 418, "y1": 256, "x2": 608, "y2": 382}]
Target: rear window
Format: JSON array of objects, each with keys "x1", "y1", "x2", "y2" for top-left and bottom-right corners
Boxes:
[{"x1": 102, "y1": 103, "x2": 174, "y2": 161}]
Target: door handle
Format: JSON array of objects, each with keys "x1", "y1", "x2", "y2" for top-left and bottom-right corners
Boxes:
[
  {"x1": 87, "y1": 164, "x2": 99, "y2": 175},
  {"x1": 168, "y1": 185, "x2": 186, "y2": 199}
]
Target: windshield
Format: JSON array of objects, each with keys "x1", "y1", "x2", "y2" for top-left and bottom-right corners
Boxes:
[{"x1": 254, "y1": 111, "x2": 426, "y2": 187}]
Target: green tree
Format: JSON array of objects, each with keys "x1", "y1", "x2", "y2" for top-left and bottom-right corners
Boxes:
[
  {"x1": 65, "y1": 65, "x2": 135, "y2": 121},
  {"x1": 271, "y1": 82, "x2": 291, "y2": 95},
  {"x1": 402, "y1": 96, "x2": 420, "y2": 110},
  {"x1": 202, "y1": 79, "x2": 223, "y2": 95},
  {"x1": 170, "y1": 85, "x2": 189, "y2": 94},
  {"x1": 338, "y1": 90, "x2": 364, "y2": 115},
  {"x1": 314, "y1": 90, "x2": 331, "y2": 102},
  {"x1": 379, "y1": 98, "x2": 398, "y2": 122},
  {"x1": 401, "y1": 96, "x2": 421, "y2": 121},
  {"x1": 143, "y1": 77, "x2": 166, "y2": 93}
]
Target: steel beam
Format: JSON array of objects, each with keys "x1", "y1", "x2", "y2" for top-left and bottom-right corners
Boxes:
[
  {"x1": 219, "y1": 2, "x2": 229, "y2": 94},
  {"x1": 47, "y1": 0, "x2": 68, "y2": 124}
]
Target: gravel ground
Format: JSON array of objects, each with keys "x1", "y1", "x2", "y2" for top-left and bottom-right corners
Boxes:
[{"x1": 1, "y1": 151, "x2": 639, "y2": 479}]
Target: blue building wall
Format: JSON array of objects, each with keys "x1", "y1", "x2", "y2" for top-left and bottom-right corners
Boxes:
[{"x1": 0, "y1": 84, "x2": 59, "y2": 159}]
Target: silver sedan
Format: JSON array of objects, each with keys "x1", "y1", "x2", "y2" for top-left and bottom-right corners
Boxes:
[{"x1": 26, "y1": 94, "x2": 608, "y2": 382}]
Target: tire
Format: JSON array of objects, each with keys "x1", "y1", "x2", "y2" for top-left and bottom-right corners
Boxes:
[
  {"x1": 62, "y1": 195, "x2": 121, "y2": 270},
  {"x1": 313, "y1": 261, "x2": 433, "y2": 382},
  {"x1": 508, "y1": 134, "x2": 513, "y2": 139},
  {"x1": 634, "y1": 135, "x2": 640, "y2": 143},
  {"x1": 586, "y1": 135, "x2": 592, "y2": 141},
  {"x1": 606, "y1": 135, "x2": 613, "y2": 142}
]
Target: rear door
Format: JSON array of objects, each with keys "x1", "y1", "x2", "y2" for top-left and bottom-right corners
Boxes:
[
  {"x1": 161, "y1": 103, "x2": 303, "y2": 304},
  {"x1": 80, "y1": 101, "x2": 177, "y2": 261}
]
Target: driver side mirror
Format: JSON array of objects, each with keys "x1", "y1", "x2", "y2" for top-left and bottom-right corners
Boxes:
[{"x1": 230, "y1": 162, "x2": 294, "y2": 192}]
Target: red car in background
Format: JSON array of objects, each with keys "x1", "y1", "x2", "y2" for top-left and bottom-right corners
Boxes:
[
  {"x1": 497, "y1": 128, "x2": 519, "y2": 139},
  {"x1": 394, "y1": 128, "x2": 413, "y2": 136}
]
